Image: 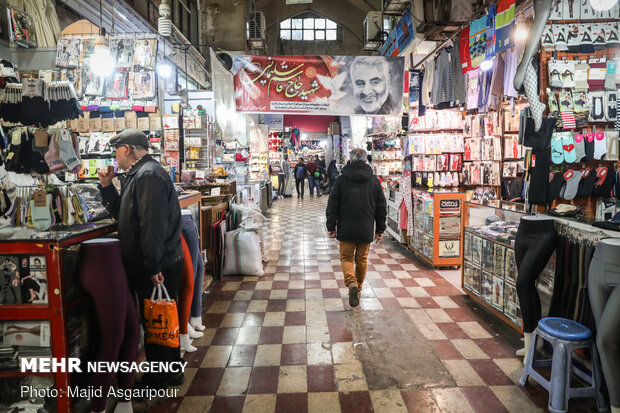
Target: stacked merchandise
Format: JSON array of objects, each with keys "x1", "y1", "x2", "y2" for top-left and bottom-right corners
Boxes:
[
  {"x1": 268, "y1": 132, "x2": 285, "y2": 176},
  {"x1": 370, "y1": 136, "x2": 403, "y2": 176},
  {"x1": 163, "y1": 115, "x2": 181, "y2": 168},
  {"x1": 463, "y1": 112, "x2": 504, "y2": 190},
  {"x1": 524, "y1": 2, "x2": 620, "y2": 212},
  {"x1": 183, "y1": 111, "x2": 212, "y2": 171},
  {"x1": 407, "y1": 110, "x2": 464, "y2": 189}
]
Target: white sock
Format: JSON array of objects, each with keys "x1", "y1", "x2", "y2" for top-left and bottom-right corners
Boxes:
[
  {"x1": 516, "y1": 332, "x2": 532, "y2": 358},
  {"x1": 190, "y1": 316, "x2": 205, "y2": 331},
  {"x1": 180, "y1": 333, "x2": 197, "y2": 352},
  {"x1": 188, "y1": 323, "x2": 203, "y2": 339},
  {"x1": 114, "y1": 401, "x2": 133, "y2": 413}
]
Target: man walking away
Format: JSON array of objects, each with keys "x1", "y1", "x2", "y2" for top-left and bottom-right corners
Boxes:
[
  {"x1": 278, "y1": 155, "x2": 290, "y2": 199},
  {"x1": 306, "y1": 156, "x2": 321, "y2": 196},
  {"x1": 293, "y1": 157, "x2": 307, "y2": 199},
  {"x1": 326, "y1": 149, "x2": 386, "y2": 307},
  {"x1": 98, "y1": 129, "x2": 184, "y2": 390}
]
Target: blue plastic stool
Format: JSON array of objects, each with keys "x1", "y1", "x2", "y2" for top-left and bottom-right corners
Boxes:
[{"x1": 519, "y1": 318, "x2": 608, "y2": 413}]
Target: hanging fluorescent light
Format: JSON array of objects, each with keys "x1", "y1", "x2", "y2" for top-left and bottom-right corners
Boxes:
[
  {"x1": 158, "y1": 0, "x2": 172, "y2": 37},
  {"x1": 158, "y1": 61, "x2": 172, "y2": 78},
  {"x1": 589, "y1": 0, "x2": 617, "y2": 11},
  {"x1": 90, "y1": 28, "x2": 115, "y2": 77}
]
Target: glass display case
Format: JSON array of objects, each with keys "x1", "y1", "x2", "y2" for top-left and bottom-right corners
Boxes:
[
  {"x1": 409, "y1": 189, "x2": 466, "y2": 267},
  {"x1": 462, "y1": 200, "x2": 556, "y2": 333}
]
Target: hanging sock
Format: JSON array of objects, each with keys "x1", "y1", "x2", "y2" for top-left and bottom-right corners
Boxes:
[
  {"x1": 551, "y1": 134, "x2": 565, "y2": 164},
  {"x1": 523, "y1": 61, "x2": 546, "y2": 131},
  {"x1": 573, "y1": 134, "x2": 586, "y2": 162},
  {"x1": 30, "y1": 193, "x2": 52, "y2": 231},
  {"x1": 593, "y1": 132, "x2": 607, "y2": 160},
  {"x1": 562, "y1": 132, "x2": 577, "y2": 163},
  {"x1": 605, "y1": 131, "x2": 619, "y2": 161},
  {"x1": 561, "y1": 170, "x2": 583, "y2": 200}
]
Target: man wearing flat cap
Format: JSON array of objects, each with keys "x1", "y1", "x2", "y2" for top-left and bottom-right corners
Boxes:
[{"x1": 98, "y1": 129, "x2": 184, "y2": 390}]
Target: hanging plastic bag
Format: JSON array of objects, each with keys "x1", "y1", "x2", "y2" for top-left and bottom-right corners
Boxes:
[{"x1": 143, "y1": 284, "x2": 180, "y2": 348}]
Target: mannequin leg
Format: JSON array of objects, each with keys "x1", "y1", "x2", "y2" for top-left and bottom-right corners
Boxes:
[
  {"x1": 179, "y1": 236, "x2": 198, "y2": 352},
  {"x1": 183, "y1": 215, "x2": 205, "y2": 329},
  {"x1": 514, "y1": 0, "x2": 554, "y2": 91},
  {"x1": 589, "y1": 256, "x2": 620, "y2": 408},
  {"x1": 115, "y1": 292, "x2": 140, "y2": 404},
  {"x1": 80, "y1": 241, "x2": 136, "y2": 413},
  {"x1": 516, "y1": 332, "x2": 532, "y2": 357}
]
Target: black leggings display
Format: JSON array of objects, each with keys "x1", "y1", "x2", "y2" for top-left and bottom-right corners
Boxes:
[
  {"x1": 295, "y1": 177, "x2": 305, "y2": 197},
  {"x1": 80, "y1": 239, "x2": 140, "y2": 412},
  {"x1": 588, "y1": 240, "x2": 620, "y2": 407},
  {"x1": 515, "y1": 218, "x2": 557, "y2": 333}
]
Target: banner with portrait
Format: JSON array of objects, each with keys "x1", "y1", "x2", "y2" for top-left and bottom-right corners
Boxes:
[{"x1": 233, "y1": 55, "x2": 405, "y2": 117}]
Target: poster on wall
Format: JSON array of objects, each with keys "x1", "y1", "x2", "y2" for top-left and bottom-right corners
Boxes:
[
  {"x1": 233, "y1": 55, "x2": 405, "y2": 116},
  {"x1": 7, "y1": 8, "x2": 37, "y2": 48},
  {"x1": 56, "y1": 38, "x2": 81, "y2": 68},
  {"x1": 133, "y1": 39, "x2": 157, "y2": 70},
  {"x1": 111, "y1": 38, "x2": 135, "y2": 69},
  {"x1": 83, "y1": 71, "x2": 105, "y2": 96},
  {"x1": 105, "y1": 70, "x2": 130, "y2": 99},
  {"x1": 132, "y1": 71, "x2": 156, "y2": 99}
]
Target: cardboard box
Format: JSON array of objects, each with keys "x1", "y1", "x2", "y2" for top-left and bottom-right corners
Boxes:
[
  {"x1": 89, "y1": 116, "x2": 102, "y2": 132},
  {"x1": 125, "y1": 112, "x2": 137, "y2": 129},
  {"x1": 102, "y1": 118, "x2": 115, "y2": 132},
  {"x1": 114, "y1": 116, "x2": 126, "y2": 132},
  {"x1": 137, "y1": 117, "x2": 150, "y2": 131},
  {"x1": 149, "y1": 115, "x2": 162, "y2": 131}
]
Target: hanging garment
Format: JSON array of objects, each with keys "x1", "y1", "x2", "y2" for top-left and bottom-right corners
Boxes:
[
  {"x1": 451, "y1": 41, "x2": 466, "y2": 104},
  {"x1": 396, "y1": 175, "x2": 413, "y2": 237},
  {"x1": 431, "y1": 47, "x2": 455, "y2": 106},
  {"x1": 487, "y1": 52, "x2": 505, "y2": 112},
  {"x1": 495, "y1": 0, "x2": 516, "y2": 52},
  {"x1": 459, "y1": 26, "x2": 473, "y2": 73}
]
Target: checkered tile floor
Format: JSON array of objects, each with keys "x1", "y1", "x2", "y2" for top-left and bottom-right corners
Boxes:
[{"x1": 153, "y1": 195, "x2": 598, "y2": 413}]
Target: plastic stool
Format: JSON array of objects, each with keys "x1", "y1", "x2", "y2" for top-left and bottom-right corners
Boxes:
[{"x1": 519, "y1": 317, "x2": 609, "y2": 413}]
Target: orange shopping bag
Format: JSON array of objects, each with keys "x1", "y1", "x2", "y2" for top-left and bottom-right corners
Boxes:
[{"x1": 143, "y1": 284, "x2": 180, "y2": 348}]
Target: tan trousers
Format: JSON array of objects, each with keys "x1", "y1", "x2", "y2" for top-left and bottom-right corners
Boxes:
[{"x1": 339, "y1": 242, "x2": 371, "y2": 290}]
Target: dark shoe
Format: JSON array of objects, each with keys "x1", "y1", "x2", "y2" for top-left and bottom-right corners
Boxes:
[{"x1": 348, "y1": 285, "x2": 359, "y2": 307}]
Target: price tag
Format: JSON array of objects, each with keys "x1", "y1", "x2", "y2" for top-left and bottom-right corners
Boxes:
[
  {"x1": 211, "y1": 187, "x2": 221, "y2": 196},
  {"x1": 65, "y1": 172, "x2": 77, "y2": 182},
  {"x1": 33, "y1": 190, "x2": 47, "y2": 207},
  {"x1": 195, "y1": 170, "x2": 205, "y2": 179},
  {"x1": 34, "y1": 130, "x2": 49, "y2": 148}
]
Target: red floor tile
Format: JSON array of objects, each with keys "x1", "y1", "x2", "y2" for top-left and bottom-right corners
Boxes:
[
  {"x1": 275, "y1": 393, "x2": 309, "y2": 413},
  {"x1": 145, "y1": 397, "x2": 182, "y2": 413},
  {"x1": 266, "y1": 300, "x2": 287, "y2": 312},
  {"x1": 211, "y1": 328, "x2": 240, "y2": 345},
  {"x1": 431, "y1": 340, "x2": 464, "y2": 360},
  {"x1": 185, "y1": 368, "x2": 224, "y2": 396},
  {"x1": 436, "y1": 323, "x2": 469, "y2": 340},
  {"x1": 461, "y1": 386, "x2": 510, "y2": 413},
  {"x1": 247, "y1": 366, "x2": 280, "y2": 394},
  {"x1": 444, "y1": 307, "x2": 475, "y2": 322},
  {"x1": 284, "y1": 312, "x2": 306, "y2": 326},
  {"x1": 184, "y1": 346, "x2": 208, "y2": 368},
  {"x1": 227, "y1": 300, "x2": 250, "y2": 313},
  {"x1": 338, "y1": 391, "x2": 374, "y2": 413},
  {"x1": 474, "y1": 338, "x2": 515, "y2": 359},
  {"x1": 281, "y1": 343, "x2": 307, "y2": 365},
  {"x1": 391, "y1": 287, "x2": 412, "y2": 297},
  {"x1": 210, "y1": 395, "x2": 246, "y2": 413},
  {"x1": 468, "y1": 360, "x2": 514, "y2": 386},
  {"x1": 203, "y1": 313, "x2": 225, "y2": 328},
  {"x1": 259, "y1": 326, "x2": 284, "y2": 344},
  {"x1": 425, "y1": 285, "x2": 463, "y2": 296},
  {"x1": 252, "y1": 290, "x2": 272, "y2": 300},
  {"x1": 417, "y1": 297, "x2": 441, "y2": 308}
]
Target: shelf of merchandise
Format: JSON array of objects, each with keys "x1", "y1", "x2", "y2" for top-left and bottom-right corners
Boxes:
[
  {"x1": 408, "y1": 189, "x2": 466, "y2": 268},
  {"x1": 0, "y1": 222, "x2": 117, "y2": 413},
  {"x1": 386, "y1": 198, "x2": 403, "y2": 243}
]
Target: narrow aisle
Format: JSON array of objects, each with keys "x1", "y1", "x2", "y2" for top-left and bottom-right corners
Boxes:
[{"x1": 159, "y1": 196, "x2": 582, "y2": 413}]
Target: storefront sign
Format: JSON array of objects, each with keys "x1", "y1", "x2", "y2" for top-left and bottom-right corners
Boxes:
[
  {"x1": 264, "y1": 114, "x2": 284, "y2": 129},
  {"x1": 439, "y1": 199, "x2": 461, "y2": 215},
  {"x1": 379, "y1": 8, "x2": 415, "y2": 57},
  {"x1": 233, "y1": 55, "x2": 405, "y2": 117},
  {"x1": 439, "y1": 240, "x2": 460, "y2": 258}
]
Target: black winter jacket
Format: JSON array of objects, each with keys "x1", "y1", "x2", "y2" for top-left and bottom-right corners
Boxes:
[
  {"x1": 99, "y1": 155, "x2": 182, "y2": 277},
  {"x1": 326, "y1": 161, "x2": 387, "y2": 243}
]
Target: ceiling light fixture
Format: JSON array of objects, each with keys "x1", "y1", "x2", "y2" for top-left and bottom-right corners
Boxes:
[
  {"x1": 589, "y1": 0, "x2": 617, "y2": 11},
  {"x1": 90, "y1": 0, "x2": 114, "y2": 77},
  {"x1": 159, "y1": 0, "x2": 172, "y2": 37}
]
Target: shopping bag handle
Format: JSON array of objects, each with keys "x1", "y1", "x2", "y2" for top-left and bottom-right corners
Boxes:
[{"x1": 149, "y1": 284, "x2": 173, "y2": 302}]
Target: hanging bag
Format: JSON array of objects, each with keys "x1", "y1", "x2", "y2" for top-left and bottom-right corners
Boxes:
[{"x1": 143, "y1": 284, "x2": 180, "y2": 348}]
